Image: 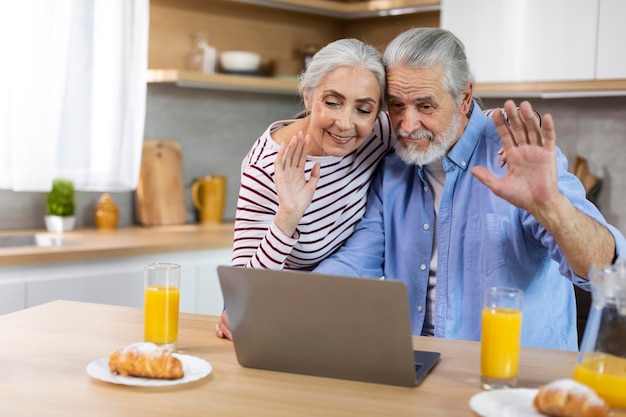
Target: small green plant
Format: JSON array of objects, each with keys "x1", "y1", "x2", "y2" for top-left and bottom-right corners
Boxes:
[{"x1": 46, "y1": 179, "x2": 75, "y2": 216}]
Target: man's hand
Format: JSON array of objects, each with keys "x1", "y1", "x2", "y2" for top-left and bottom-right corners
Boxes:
[
  {"x1": 472, "y1": 100, "x2": 616, "y2": 278},
  {"x1": 471, "y1": 100, "x2": 562, "y2": 215}
]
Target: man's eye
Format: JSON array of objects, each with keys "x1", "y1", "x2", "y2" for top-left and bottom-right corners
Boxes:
[{"x1": 418, "y1": 104, "x2": 434, "y2": 114}]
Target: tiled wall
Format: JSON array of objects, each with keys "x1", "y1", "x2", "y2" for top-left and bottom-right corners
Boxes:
[
  {"x1": 481, "y1": 96, "x2": 626, "y2": 233},
  {"x1": 2, "y1": 87, "x2": 625, "y2": 238}
]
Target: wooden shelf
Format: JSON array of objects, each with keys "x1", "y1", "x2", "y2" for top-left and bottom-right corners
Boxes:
[
  {"x1": 228, "y1": 0, "x2": 440, "y2": 18},
  {"x1": 147, "y1": 69, "x2": 299, "y2": 95},
  {"x1": 149, "y1": 70, "x2": 626, "y2": 98},
  {"x1": 476, "y1": 79, "x2": 626, "y2": 98}
]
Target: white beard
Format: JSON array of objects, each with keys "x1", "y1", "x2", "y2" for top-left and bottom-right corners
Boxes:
[{"x1": 393, "y1": 108, "x2": 461, "y2": 166}]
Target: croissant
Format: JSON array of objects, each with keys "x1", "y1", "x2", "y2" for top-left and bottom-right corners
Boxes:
[
  {"x1": 109, "y1": 342, "x2": 184, "y2": 380},
  {"x1": 533, "y1": 379, "x2": 611, "y2": 417}
]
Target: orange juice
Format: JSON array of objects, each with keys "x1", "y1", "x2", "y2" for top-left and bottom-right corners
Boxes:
[
  {"x1": 573, "y1": 354, "x2": 626, "y2": 409},
  {"x1": 481, "y1": 307, "x2": 522, "y2": 379},
  {"x1": 144, "y1": 285, "x2": 180, "y2": 345}
]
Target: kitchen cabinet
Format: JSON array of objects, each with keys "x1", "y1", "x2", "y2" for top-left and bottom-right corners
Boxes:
[
  {"x1": 596, "y1": 0, "x2": 626, "y2": 79},
  {"x1": 440, "y1": 0, "x2": 626, "y2": 97},
  {"x1": 150, "y1": 0, "x2": 626, "y2": 97},
  {"x1": 0, "y1": 282, "x2": 26, "y2": 315},
  {"x1": 0, "y1": 248, "x2": 232, "y2": 316},
  {"x1": 441, "y1": 0, "x2": 598, "y2": 83},
  {"x1": 148, "y1": 0, "x2": 440, "y2": 94}
]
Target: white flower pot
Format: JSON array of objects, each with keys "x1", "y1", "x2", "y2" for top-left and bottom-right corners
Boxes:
[{"x1": 45, "y1": 215, "x2": 76, "y2": 233}]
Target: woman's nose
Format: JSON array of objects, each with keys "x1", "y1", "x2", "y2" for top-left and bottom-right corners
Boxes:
[{"x1": 334, "y1": 108, "x2": 353, "y2": 130}]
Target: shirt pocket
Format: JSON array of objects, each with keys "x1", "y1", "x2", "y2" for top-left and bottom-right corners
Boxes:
[{"x1": 464, "y1": 214, "x2": 506, "y2": 276}]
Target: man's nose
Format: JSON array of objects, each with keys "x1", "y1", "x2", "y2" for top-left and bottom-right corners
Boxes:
[{"x1": 400, "y1": 107, "x2": 424, "y2": 133}]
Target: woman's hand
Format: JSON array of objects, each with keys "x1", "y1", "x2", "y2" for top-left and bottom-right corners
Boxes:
[
  {"x1": 215, "y1": 310, "x2": 233, "y2": 340},
  {"x1": 273, "y1": 131, "x2": 321, "y2": 237}
]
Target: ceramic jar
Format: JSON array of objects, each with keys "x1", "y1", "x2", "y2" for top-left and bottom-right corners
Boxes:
[{"x1": 94, "y1": 193, "x2": 119, "y2": 230}]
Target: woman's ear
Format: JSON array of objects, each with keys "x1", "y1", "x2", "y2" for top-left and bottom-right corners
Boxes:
[{"x1": 301, "y1": 89, "x2": 311, "y2": 114}]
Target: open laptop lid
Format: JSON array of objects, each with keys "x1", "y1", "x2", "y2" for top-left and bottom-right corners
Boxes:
[{"x1": 217, "y1": 266, "x2": 440, "y2": 387}]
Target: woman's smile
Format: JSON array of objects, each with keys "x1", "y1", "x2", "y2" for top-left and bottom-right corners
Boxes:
[{"x1": 327, "y1": 131, "x2": 355, "y2": 144}]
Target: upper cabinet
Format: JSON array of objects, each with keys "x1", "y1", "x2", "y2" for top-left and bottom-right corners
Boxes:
[
  {"x1": 440, "y1": 0, "x2": 626, "y2": 97},
  {"x1": 441, "y1": 0, "x2": 598, "y2": 83},
  {"x1": 596, "y1": 0, "x2": 626, "y2": 79}
]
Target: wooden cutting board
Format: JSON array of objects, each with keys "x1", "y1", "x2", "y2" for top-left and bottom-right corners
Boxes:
[{"x1": 135, "y1": 140, "x2": 187, "y2": 226}]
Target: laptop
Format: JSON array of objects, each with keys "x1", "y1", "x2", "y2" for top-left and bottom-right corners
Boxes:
[{"x1": 217, "y1": 266, "x2": 440, "y2": 387}]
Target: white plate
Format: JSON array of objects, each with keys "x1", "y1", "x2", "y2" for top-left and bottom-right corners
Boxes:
[
  {"x1": 86, "y1": 353, "x2": 212, "y2": 387},
  {"x1": 469, "y1": 388, "x2": 541, "y2": 417}
]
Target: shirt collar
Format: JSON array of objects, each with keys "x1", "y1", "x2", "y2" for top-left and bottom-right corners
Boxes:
[{"x1": 445, "y1": 100, "x2": 486, "y2": 171}]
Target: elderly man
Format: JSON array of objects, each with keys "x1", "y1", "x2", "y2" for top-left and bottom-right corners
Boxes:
[{"x1": 314, "y1": 28, "x2": 626, "y2": 350}]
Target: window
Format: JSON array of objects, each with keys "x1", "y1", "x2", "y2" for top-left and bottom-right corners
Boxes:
[{"x1": 0, "y1": 0, "x2": 149, "y2": 191}]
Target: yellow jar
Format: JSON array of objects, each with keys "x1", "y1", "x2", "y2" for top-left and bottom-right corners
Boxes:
[{"x1": 94, "y1": 193, "x2": 119, "y2": 230}]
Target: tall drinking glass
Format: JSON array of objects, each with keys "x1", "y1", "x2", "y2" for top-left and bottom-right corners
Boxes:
[
  {"x1": 144, "y1": 262, "x2": 181, "y2": 352},
  {"x1": 480, "y1": 287, "x2": 524, "y2": 390}
]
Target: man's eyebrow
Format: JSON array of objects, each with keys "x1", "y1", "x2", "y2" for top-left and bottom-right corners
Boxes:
[{"x1": 387, "y1": 95, "x2": 436, "y2": 103}]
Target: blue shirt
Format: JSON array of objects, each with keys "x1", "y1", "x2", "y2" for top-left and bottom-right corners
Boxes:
[{"x1": 315, "y1": 102, "x2": 626, "y2": 351}]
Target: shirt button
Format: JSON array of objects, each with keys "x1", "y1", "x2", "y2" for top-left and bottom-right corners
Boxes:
[
  {"x1": 420, "y1": 264, "x2": 427, "y2": 271},
  {"x1": 461, "y1": 161, "x2": 467, "y2": 167},
  {"x1": 417, "y1": 305, "x2": 424, "y2": 312},
  {"x1": 423, "y1": 223, "x2": 430, "y2": 230},
  {"x1": 424, "y1": 186, "x2": 429, "y2": 192}
]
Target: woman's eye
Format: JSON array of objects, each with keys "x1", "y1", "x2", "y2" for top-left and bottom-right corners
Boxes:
[
  {"x1": 324, "y1": 100, "x2": 340, "y2": 107},
  {"x1": 357, "y1": 108, "x2": 373, "y2": 115}
]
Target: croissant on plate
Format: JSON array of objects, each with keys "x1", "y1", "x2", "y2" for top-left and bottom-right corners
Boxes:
[
  {"x1": 108, "y1": 342, "x2": 184, "y2": 380},
  {"x1": 533, "y1": 378, "x2": 611, "y2": 417}
]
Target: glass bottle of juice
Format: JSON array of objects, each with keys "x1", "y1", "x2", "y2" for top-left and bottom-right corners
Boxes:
[{"x1": 573, "y1": 260, "x2": 626, "y2": 410}]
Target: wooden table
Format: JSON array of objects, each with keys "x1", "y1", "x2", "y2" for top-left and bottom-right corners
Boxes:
[{"x1": 0, "y1": 300, "x2": 622, "y2": 417}]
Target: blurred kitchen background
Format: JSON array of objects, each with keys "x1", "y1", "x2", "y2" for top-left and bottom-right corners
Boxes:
[{"x1": 2, "y1": 0, "x2": 625, "y2": 232}]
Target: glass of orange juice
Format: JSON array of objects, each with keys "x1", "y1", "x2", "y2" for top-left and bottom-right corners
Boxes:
[
  {"x1": 480, "y1": 287, "x2": 524, "y2": 390},
  {"x1": 144, "y1": 262, "x2": 181, "y2": 352}
]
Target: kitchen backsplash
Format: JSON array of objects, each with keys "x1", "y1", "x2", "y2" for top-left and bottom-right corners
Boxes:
[{"x1": 1, "y1": 86, "x2": 625, "y2": 236}]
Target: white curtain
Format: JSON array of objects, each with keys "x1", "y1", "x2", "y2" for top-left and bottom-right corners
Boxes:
[{"x1": 0, "y1": 0, "x2": 149, "y2": 192}]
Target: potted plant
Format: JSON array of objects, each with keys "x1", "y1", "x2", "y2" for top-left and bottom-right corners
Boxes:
[{"x1": 45, "y1": 178, "x2": 76, "y2": 233}]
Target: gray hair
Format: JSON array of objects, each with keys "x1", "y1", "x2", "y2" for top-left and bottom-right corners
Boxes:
[
  {"x1": 383, "y1": 28, "x2": 474, "y2": 102},
  {"x1": 298, "y1": 38, "x2": 385, "y2": 110}
]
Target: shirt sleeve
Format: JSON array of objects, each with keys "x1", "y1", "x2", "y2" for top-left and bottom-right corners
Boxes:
[
  {"x1": 522, "y1": 147, "x2": 626, "y2": 288},
  {"x1": 231, "y1": 163, "x2": 298, "y2": 270}
]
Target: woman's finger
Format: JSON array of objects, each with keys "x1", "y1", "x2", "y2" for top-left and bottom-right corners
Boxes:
[
  {"x1": 493, "y1": 102, "x2": 516, "y2": 149},
  {"x1": 506, "y1": 100, "x2": 526, "y2": 145}
]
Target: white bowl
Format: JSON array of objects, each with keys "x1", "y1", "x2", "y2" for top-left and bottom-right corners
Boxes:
[{"x1": 220, "y1": 51, "x2": 261, "y2": 72}]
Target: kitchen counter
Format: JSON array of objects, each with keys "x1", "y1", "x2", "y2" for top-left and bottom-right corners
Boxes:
[{"x1": 0, "y1": 224, "x2": 234, "y2": 267}]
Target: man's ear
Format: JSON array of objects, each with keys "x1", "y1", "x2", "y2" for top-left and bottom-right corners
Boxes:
[{"x1": 460, "y1": 81, "x2": 473, "y2": 115}]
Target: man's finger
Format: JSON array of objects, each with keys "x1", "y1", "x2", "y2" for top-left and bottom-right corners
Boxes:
[{"x1": 519, "y1": 101, "x2": 543, "y2": 146}]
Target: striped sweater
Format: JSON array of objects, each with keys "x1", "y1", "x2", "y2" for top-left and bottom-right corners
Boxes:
[{"x1": 232, "y1": 112, "x2": 394, "y2": 270}]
